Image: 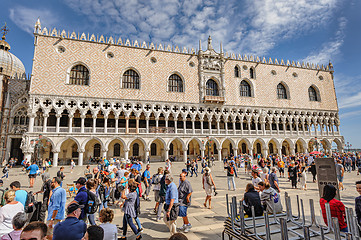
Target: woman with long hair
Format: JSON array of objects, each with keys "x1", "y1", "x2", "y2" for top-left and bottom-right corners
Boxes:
[
  {"x1": 121, "y1": 183, "x2": 142, "y2": 240},
  {"x1": 320, "y1": 184, "x2": 347, "y2": 232},
  {"x1": 242, "y1": 183, "x2": 263, "y2": 217},
  {"x1": 202, "y1": 167, "x2": 216, "y2": 209}
]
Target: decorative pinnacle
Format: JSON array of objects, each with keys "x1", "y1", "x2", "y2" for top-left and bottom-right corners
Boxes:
[
  {"x1": 207, "y1": 35, "x2": 212, "y2": 50},
  {"x1": 1, "y1": 23, "x2": 9, "y2": 40}
]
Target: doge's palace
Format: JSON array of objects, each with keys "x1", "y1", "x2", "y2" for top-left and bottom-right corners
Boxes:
[{"x1": 5, "y1": 19, "x2": 343, "y2": 166}]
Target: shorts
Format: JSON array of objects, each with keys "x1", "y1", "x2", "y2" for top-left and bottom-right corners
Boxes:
[
  {"x1": 46, "y1": 219, "x2": 62, "y2": 235},
  {"x1": 337, "y1": 175, "x2": 343, "y2": 183},
  {"x1": 154, "y1": 190, "x2": 160, "y2": 202},
  {"x1": 178, "y1": 205, "x2": 188, "y2": 217},
  {"x1": 278, "y1": 168, "x2": 284, "y2": 173},
  {"x1": 29, "y1": 174, "x2": 36, "y2": 178}
]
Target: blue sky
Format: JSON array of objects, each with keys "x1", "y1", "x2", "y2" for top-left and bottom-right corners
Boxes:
[{"x1": 1, "y1": 0, "x2": 361, "y2": 148}]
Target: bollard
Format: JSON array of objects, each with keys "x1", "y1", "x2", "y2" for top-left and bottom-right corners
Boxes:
[
  {"x1": 303, "y1": 226, "x2": 310, "y2": 240},
  {"x1": 280, "y1": 218, "x2": 289, "y2": 240},
  {"x1": 332, "y1": 217, "x2": 341, "y2": 240},
  {"x1": 264, "y1": 211, "x2": 271, "y2": 240},
  {"x1": 346, "y1": 207, "x2": 359, "y2": 239},
  {"x1": 354, "y1": 216, "x2": 361, "y2": 239},
  {"x1": 296, "y1": 195, "x2": 301, "y2": 220},
  {"x1": 345, "y1": 233, "x2": 353, "y2": 240}
]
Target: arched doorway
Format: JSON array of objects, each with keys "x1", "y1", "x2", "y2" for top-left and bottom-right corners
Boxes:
[
  {"x1": 169, "y1": 138, "x2": 184, "y2": 161},
  {"x1": 149, "y1": 138, "x2": 166, "y2": 161},
  {"x1": 59, "y1": 138, "x2": 80, "y2": 165},
  {"x1": 129, "y1": 139, "x2": 146, "y2": 160}
]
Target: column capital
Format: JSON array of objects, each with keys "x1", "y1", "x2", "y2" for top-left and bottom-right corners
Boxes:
[
  {"x1": 28, "y1": 113, "x2": 37, "y2": 118},
  {"x1": 52, "y1": 150, "x2": 60, "y2": 153},
  {"x1": 80, "y1": 114, "x2": 86, "y2": 119},
  {"x1": 78, "y1": 149, "x2": 85, "y2": 153},
  {"x1": 68, "y1": 113, "x2": 74, "y2": 118},
  {"x1": 92, "y1": 115, "x2": 97, "y2": 119},
  {"x1": 43, "y1": 113, "x2": 49, "y2": 118},
  {"x1": 55, "y1": 114, "x2": 62, "y2": 118}
]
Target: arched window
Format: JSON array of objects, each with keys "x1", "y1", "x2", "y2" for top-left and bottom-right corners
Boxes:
[
  {"x1": 256, "y1": 143, "x2": 261, "y2": 154},
  {"x1": 13, "y1": 108, "x2": 29, "y2": 125},
  {"x1": 133, "y1": 143, "x2": 139, "y2": 156},
  {"x1": 114, "y1": 143, "x2": 120, "y2": 156},
  {"x1": 93, "y1": 143, "x2": 101, "y2": 158},
  {"x1": 123, "y1": 69, "x2": 140, "y2": 89},
  {"x1": 250, "y1": 67, "x2": 255, "y2": 79},
  {"x1": 169, "y1": 143, "x2": 174, "y2": 155},
  {"x1": 277, "y1": 83, "x2": 288, "y2": 99},
  {"x1": 168, "y1": 74, "x2": 183, "y2": 92},
  {"x1": 69, "y1": 64, "x2": 89, "y2": 85},
  {"x1": 72, "y1": 144, "x2": 79, "y2": 158},
  {"x1": 206, "y1": 79, "x2": 219, "y2": 96},
  {"x1": 241, "y1": 143, "x2": 247, "y2": 154},
  {"x1": 151, "y1": 143, "x2": 157, "y2": 156},
  {"x1": 308, "y1": 86, "x2": 318, "y2": 101},
  {"x1": 234, "y1": 66, "x2": 240, "y2": 78},
  {"x1": 269, "y1": 143, "x2": 274, "y2": 154},
  {"x1": 240, "y1": 80, "x2": 251, "y2": 97}
]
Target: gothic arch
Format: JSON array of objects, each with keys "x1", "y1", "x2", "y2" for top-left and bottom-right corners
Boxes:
[
  {"x1": 167, "y1": 137, "x2": 186, "y2": 149},
  {"x1": 221, "y1": 137, "x2": 236, "y2": 149},
  {"x1": 127, "y1": 137, "x2": 147, "y2": 150},
  {"x1": 120, "y1": 67, "x2": 141, "y2": 89},
  {"x1": 148, "y1": 137, "x2": 167, "y2": 150},
  {"x1": 167, "y1": 71, "x2": 185, "y2": 93},
  {"x1": 81, "y1": 136, "x2": 105, "y2": 150},
  {"x1": 105, "y1": 137, "x2": 127, "y2": 150},
  {"x1": 66, "y1": 61, "x2": 91, "y2": 85},
  {"x1": 186, "y1": 137, "x2": 204, "y2": 150},
  {"x1": 57, "y1": 136, "x2": 81, "y2": 151}
]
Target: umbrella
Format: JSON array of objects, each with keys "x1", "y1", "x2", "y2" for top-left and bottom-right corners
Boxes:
[{"x1": 309, "y1": 151, "x2": 322, "y2": 155}]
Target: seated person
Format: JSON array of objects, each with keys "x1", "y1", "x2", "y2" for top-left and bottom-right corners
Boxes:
[
  {"x1": 242, "y1": 183, "x2": 263, "y2": 217},
  {"x1": 258, "y1": 182, "x2": 283, "y2": 214}
]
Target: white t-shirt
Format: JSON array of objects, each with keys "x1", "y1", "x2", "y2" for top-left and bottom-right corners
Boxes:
[
  {"x1": 100, "y1": 223, "x2": 117, "y2": 240},
  {"x1": 252, "y1": 177, "x2": 262, "y2": 188},
  {"x1": 0, "y1": 202, "x2": 24, "y2": 236}
]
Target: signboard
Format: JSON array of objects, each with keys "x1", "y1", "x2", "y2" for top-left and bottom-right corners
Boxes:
[{"x1": 315, "y1": 158, "x2": 340, "y2": 200}]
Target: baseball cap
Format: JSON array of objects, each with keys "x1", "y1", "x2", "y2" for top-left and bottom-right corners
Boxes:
[
  {"x1": 74, "y1": 177, "x2": 87, "y2": 185},
  {"x1": 182, "y1": 169, "x2": 188, "y2": 173},
  {"x1": 0, "y1": 179, "x2": 3, "y2": 184},
  {"x1": 67, "y1": 202, "x2": 84, "y2": 214}
]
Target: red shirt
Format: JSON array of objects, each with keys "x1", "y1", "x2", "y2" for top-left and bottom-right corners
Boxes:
[{"x1": 320, "y1": 198, "x2": 347, "y2": 230}]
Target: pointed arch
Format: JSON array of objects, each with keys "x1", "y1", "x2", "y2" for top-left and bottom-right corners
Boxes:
[
  {"x1": 81, "y1": 136, "x2": 105, "y2": 150},
  {"x1": 277, "y1": 82, "x2": 290, "y2": 99},
  {"x1": 186, "y1": 137, "x2": 204, "y2": 150},
  {"x1": 66, "y1": 62, "x2": 90, "y2": 85},
  {"x1": 147, "y1": 137, "x2": 167, "y2": 150},
  {"x1": 221, "y1": 137, "x2": 236, "y2": 149},
  {"x1": 308, "y1": 85, "x2": 321, "y2": 102},
  {"x1": 127, "y1": 137, "x2": 147, "y2": 150},
  {"x1": 57, "y1": 136, "x2": 81, "y2": 150},
  {"x1": 104, "y1": 137, "x2": 127, "y2": 150},
  {"x1": 167, "y1": 137, "x2": 186, "y2": 149}
]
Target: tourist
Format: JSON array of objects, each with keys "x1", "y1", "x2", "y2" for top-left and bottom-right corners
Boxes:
[
  {"x1": 19, "y1": 221, "x2": 47, "y2": 240},
  {"x1": 120, "y1": 182, "x2": 141, "y2": 240},
  {"x1": 93, "y1": 167, "x2": 102, "y2": 185},
  {"x1": 260, "y1": 167, "x2": 269, "y2": 183},
  {"x1": 186, "y1": 159, "x2": 191, "y2": 176},
  {"x1": 82, "y1": 225, "x2": 104, "y2": 240},
  {"x1": 251, "y1": 170, "x2": 262, "y2": 190},
  {"x1": 320, "y1": 184, "x2": 347, "y2": 232},
  {"x1": 164, "y1": 175, "x2": 179, "y2": 236},
  {"x1": 268, "y1": 167, "x2": 280, "y2": 193},
  {"x1": 277, "y1": 157, "x2": 285, "y2": 178},
  {"x1": 298, "y1": 162, "x2": 308, "y2": 190},
  {"x1": 310, "y1": 161, "x2": 317, "y2": 182},
  {"x1": 33, "y1": 172, "x2": 52, "y2": 222},
  {"x1": 53, "y1": 203, "x2": 87, "y2": 240},
  {"x1": 9, "y1": 181, "x2": 27, "y2": 209},
  {"x1": 258, "y1": 182, "x2": 283, "y2": 214},
  {"x1": 99, "y1": 208, "x2": 117, "y2": 240},
  {"x1": 86, "y1": 179, "x2": 97, "y2": 225},
  {"x1": 190, "y1": 160, "x2": 197, "y2": 177},
  {"x1": 56, "y1": 167, "x2": 65, "y2": 187},
  {"x1": 355, "y1": 180, "x2": 361, "y2": 227},
  {"x1": 202, "y1": 167, "x2": 215, "y2": 209},
  {"x1": 72, "y1": 177, "x2": 88, "y2": 222},
  {"x1": 156, "y1": 170, "x2": 169, "y2": 222},
  {"x1": 165, "y1": 159, "x2": 172, "y2": 174},
  {"x1": 1, "y1": 165, "x2": 9, "y2": 179},
  {"x1": 242, "y1": 183, "x2": 263, "y2": 217},
  {"x1": 288, "y1": 161, "x2": 298, "y2": 189},
  {"x1": 142, "y1": 164, "x2": 151, "y2": 201},
  {"x1": 70, "y1": 159, "x2": 76, "y2": 173},
  {"x1": 152, "y1": 167, "x2": 164, "y2": 214},
  {"x1": 0, "y1": 212, "x2": 27, "y2": 240},
  {"x1": 335, "y1": 160, "x2": 345, "y2": 190},
  {"x1": 0, "y1": 190, "x2": 24, "y2": 236},
  {"x1": 178, "y1": 172, "x2": 193, "y2": 233},
  {"x1": 46, "y1": 177, "x2": 66, "y2": 238},
  {"x1": 224, "y1": 161, "x2": 236, "y2": 191},
  {"x1": 27, "y1": 161, "x2": 39, "y2": 188},
  {"x1": 84, "y1": 165, "x2": 92, "y2": 180}
]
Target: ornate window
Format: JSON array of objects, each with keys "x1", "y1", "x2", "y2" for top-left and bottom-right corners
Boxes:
[
  {"x1": 93, "y1": 143, "x2": 101, "y2": 158},
  {"x1": 206, "y1": 79, "x2": 219, "y2": 96},
  {"x1": 308, "y1": 86, "x2": 319, "y2": 101},
  {"x1": 123, "y1": 69, "x2": 140, "y2": 89},
  {"x1": 13, "y1": 108, "x2": 29, "y2": 125},
  {"x1": 277, "y1": 83, "x2": 288, "y2": 99},
  {"x1": 250, "y1": 67, "x2": 255, "y2": 79},
  {"x1": 234, "y1": 66, "x2": 240, "y2": 78},
  {"x1": 151, "y1": 143, "x2": 157, "y2": 156},
  {"x1": 169, "y1": 143, "x2": 174, "y2": 155},
  {"x1": 133, "y1": 143, "x2": 139, "y2": 156},
  {"x1": 240, "y1": 80, "x2": 251, "y2": 97},
  {"x1": 168, "y1": 74, "x2": 183, "y2": 92},
  {"x1": 114, "y1": 143, "x2": 120, "y2": 156},
  {"x1": 69, "y1": 64, "x2": 89, "y2": 85}
]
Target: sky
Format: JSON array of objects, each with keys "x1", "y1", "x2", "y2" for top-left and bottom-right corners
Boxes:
[{"x1": 1, "y1": 0, "x2": 361, "y2": 148}]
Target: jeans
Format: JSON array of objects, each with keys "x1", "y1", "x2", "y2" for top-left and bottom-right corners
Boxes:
[
  {"x1": 87, "y1": 214, "x2": 96, "y2": 225},
  {"x1": 99, "y1": 201, "x2": 108, "y2": 213},
  {"x1": 345, "y1": 163, "x2": 351, "y2": 172},
  {"x1": 135, "y1": 217, "x2": 142, "y2": 229},
  {"x1": 190, "y1": 169, "x2": 197, "y2": 177},
  {"x1": 1, "y1": 172, "x2": 8, "y2": 178},
  {"x1": 227, "y1": 176, "x2": 236, "y2": 190},
  {"x1": 122, "y1": 214, "x2": 139, "y2": 236}
]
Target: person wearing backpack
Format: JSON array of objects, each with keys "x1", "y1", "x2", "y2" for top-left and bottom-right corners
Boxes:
[
  {"x1": 86, "y1": 179, "x2": 100, "y2": 225},
  {"x1": 72, "y1": 177, "x2": 88, "y2": 222},
  {"x1": 152, "y1": 167, "x2": 164, "y2": 214},
  {"x1": 47, "y1": 177, "x2": 66, "y2": 239},
  {"x1": 224, "y1": 161, "x2": 236, "y2": 191}
]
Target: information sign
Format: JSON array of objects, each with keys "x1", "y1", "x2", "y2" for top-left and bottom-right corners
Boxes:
[{"x1": 315, "y1": 158, "x2": 340, "y2": 200}]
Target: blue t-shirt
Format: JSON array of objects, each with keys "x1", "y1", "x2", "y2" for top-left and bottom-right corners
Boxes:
[
  {"x1": 47, "y1": 186, "x2": 67, "y2": 220},
  {"x1": 27, "y1": 164, "x2": 39, "y2": 175},
  {"x1": 15, "y1": 190, "x2": 27, "y2": 208},
  {"x1": 143, "y1": 170, "x2": 150, "y2": 182},
  {"x1": 165, "y1": 182, "x2": 179, "y2": 205},
  {"x1": 74, "y1": 186, "x2": 88, "y2": 219},
  {"x1": 53, "y1": 217, "x2": 87, "y2": 240}
]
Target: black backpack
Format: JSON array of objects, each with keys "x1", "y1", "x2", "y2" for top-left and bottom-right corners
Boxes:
[
  {"x1": 2, "y1": 168, "x2": 7, "y2": 174},
  {"x1": 25, "y1": 191, "x2": 36, "y2": 213},
  {"x1": 81, "y1": 189, "x2": 100, "y2": 214}
]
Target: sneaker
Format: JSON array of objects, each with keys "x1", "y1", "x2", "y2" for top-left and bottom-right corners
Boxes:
[
  {"x1": 184, "y1": 224, "x2": 192, "y2": 233},
  {"x1": 156, "y1": 217, "x2": 162, "y2": 222},
  {"x1": 178, "y1": 224, "x2": 187, "y2": 231}
]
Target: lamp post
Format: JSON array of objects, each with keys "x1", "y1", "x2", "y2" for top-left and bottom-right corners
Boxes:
[
  {"x1": 202, "y1": 136, "x2": 213, "y2": 165},
  {"x1": 30, "y1": 134, "x2": 50, "y2": 163}
]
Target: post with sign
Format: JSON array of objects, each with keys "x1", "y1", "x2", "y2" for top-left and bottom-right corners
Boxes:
[{"x1": 315, "y1": 158, "x2": 340, "y2": 200}]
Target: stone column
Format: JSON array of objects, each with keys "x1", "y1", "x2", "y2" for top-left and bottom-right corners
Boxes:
[
  {"x1": 146, "y1": 117, "x2": 150, "y2": 133},
  {"x1": 80, "y1": 115, "x2": 85, "y2": 133},
  {"x1": 164, "y1": 148, "x2": 169, "y2": 161},
  {"x1": 55, "y1": 114, "x2": 61, "y2": 133},
  {"x1": 136, "y1": 117, "x2": 139, "y2": 134},
  {"x1": 320, "y1": 123, "x2": 323, "y2": 136},
  {"x1": 28, "y1": 113, "x2": 36, "y2": 133},
  {"x1": 92, "y1": 116, "x2": 97, "y2": 133},
  {"x1": 68, "y1": 114, "x2": 73, "y2": 133},
  {"x1": 24, "y1": 152, "x2": 32, "y2": 163},
  {"x1": 155, "y1": 117, "x2": 159, "y2": 128},
  {"x1": 183, "y1": 147, "x2": 187, "y2": 162},
  {"x1": 240, "y1": 119, "x2": 243, "y2": 134},
  {"x1": 192, "y1": 120, "x2": 195, "y2": 134},
  {"x1": 289, "y1": 121, "x2": 292, "y2": 135},
  {"x1": 78, "y1": 150, "x2": 84, "y2": 166},
  {"x1": 53, "y1": 151, "x2": 59, "y2": 167},
  {"x1": 326, "y1": 122, "x2": 329, "y2": 135},
  {"x1": 247, "y1": 120, "x2": 251, "y2": 135},
  {"x1": 201, "y1": 149, "x2": 205, "y2": 159},
  {"x1": 43, "y1": 113, "x2": 48, "y2": 133},
  {"x1": 232, "y1": 120, "x2": 236, "y2": 135},
  {"x1": 115, "y1": 117, "x2": 119, "y2": 133},
  {"x1": 278, "y1": 148, "x2": 282, "y2": 158},
  {"x1": 145, "y1": 149, "x2": 149, "y2": 161},
  {"x1": 290, "y1": 146, "x2": 295, "y2": 155},
  {"x1": 282, "y1": 122, "x2": 286, "y2": 135},
  {"x1": 225, "y1": 120, "x2": 228, "y2": 133},
  {"x1": 200, "y1": 120, "x2": 204, "y2": 134},
  {"x1": 255, "y1": 119, "x2": 258, "y2": 132},
  {"x1": 102, "y1": 150, "x2": 107, "y2": 159},
  {"x1": 104, "y1": 117, "x2": 108, "y2": 133},
  {"x1": 249, "y1": 149, "x2": 254, "y2": 159},
  {"x1": 124, "y1": 150, "x2": 129, "y2": 160},
  {"x1": 276, "y1": 120, "x2": 279, "y2": 135},
  {"x1": 301, "y1": 120, "x2": 305, "y2": 135},
  {"x1": 125, "y1": 117, "x2": 129, "y2": 134},
  {"x1": 295, "y1": 121, "x2": 299, "y2": 135},
  {"x1": 330, "y1": 120, "x2": 335, "y2": 135},
  {"x1": 183, "y1": 120, "x2": 186, "y2": 134},
  {"x1": 217, "y1": 120, "x2": 220, "y2": 135},
  {"x1": 174, "y1": 118, "x2": 177, "y2": 133},
  {"x1": 260, "y1": 120, "x2": 265, "y2": 135},
  {"x1": 233, "y1": 148, "x2": 238, "y2": 157},
  {"x1": 209, "y1": 119, "x2": 212, "y2": 133},
  {"x1": 218, "y1": 148, "x2": 222, "y2": 162},
  {"x1": 314, "y1": 123, "x2": 318, "y2": 136}
]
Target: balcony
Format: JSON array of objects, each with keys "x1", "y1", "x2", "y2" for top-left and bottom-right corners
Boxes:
[{"x1": 204, "y1": 95, "x2": 225, "y2": 103}]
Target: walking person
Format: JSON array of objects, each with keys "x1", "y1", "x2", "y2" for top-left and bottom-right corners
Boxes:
[
  {"x1": 46, "y1": 177, "x2": 66, "y2": 239},
  {"x1": 99, "y1": 208, "x2": 117, "y2": 240},
  {"x1": 70, "y1": 160, "x2": 76, "y2": 173},
  {"x1": 268, "y1": 167, "x2": 281, "y2": 193},
  {"x1": 56, "y1": 167, "x2": 65, "y2": 187},
  {"x1": 27, "y1": 161, "x2": 39, "y2": 188},
  {"x1": 298, "y1": 162, "x2": 308, "y2": 190},
  {"x1": 277, "y1": 158, "x2": 285, "y2": 178},
  {"x1": 33, "y1": 172, "x2": 52, "y2": 222},
  {"x1": 202, "y1": 167, "x2": 215, "y2": 209},
  {"x1": 72, "y1": 177, "x2": 88, "y2": 222},
  {"x1": 152, "y1": 167, "x2": 164, "y2": 214},
  {"x1": 224, "y1": 161, "x2": 236, "y2": 191},
  {"x1": 142, "y1": 164, "x2": 151, "y2": 201},
  {"x1": 310, "y1": 161, "x2": 317, "y2": 182},
  {"x1": 163, "y1": 175, "x2": 179, "y2": 236},
  {"x1": 156, "y1": 170, "x2": 169, "y2": 222},
  {"x1": 165, "y1": 159, "x2": 172, "y2": 174},
  {"x1": 288, "y1": 161, "x2": 298, "y2": 189},
  {"x1": 178, "y1": 172, "x2": 193, "y2": 233},
  {"x1": 335, "y1": 160, "x2": 345, "y2": 190},
  {"x1": 1, "y1": 165, "x2": 9, "y2": 179},
  {"x1": 86, "y1": 179, "x2": 97, "y2": 226},
  {"x1": 84, "y1": 165, "x2": 92, "y2": 180}
]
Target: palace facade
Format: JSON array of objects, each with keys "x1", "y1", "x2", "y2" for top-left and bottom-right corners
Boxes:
[{"x1": 0, "y1": 20, "x2": 344, "y2": 166}]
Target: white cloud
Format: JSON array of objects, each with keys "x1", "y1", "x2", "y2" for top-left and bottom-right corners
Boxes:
[
  {"x1": 9, "y1": 6, "x2": 58, "y2": 34},
  {"x1": 302, "y1": 17, "x2": 347, "y2": 64}
]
